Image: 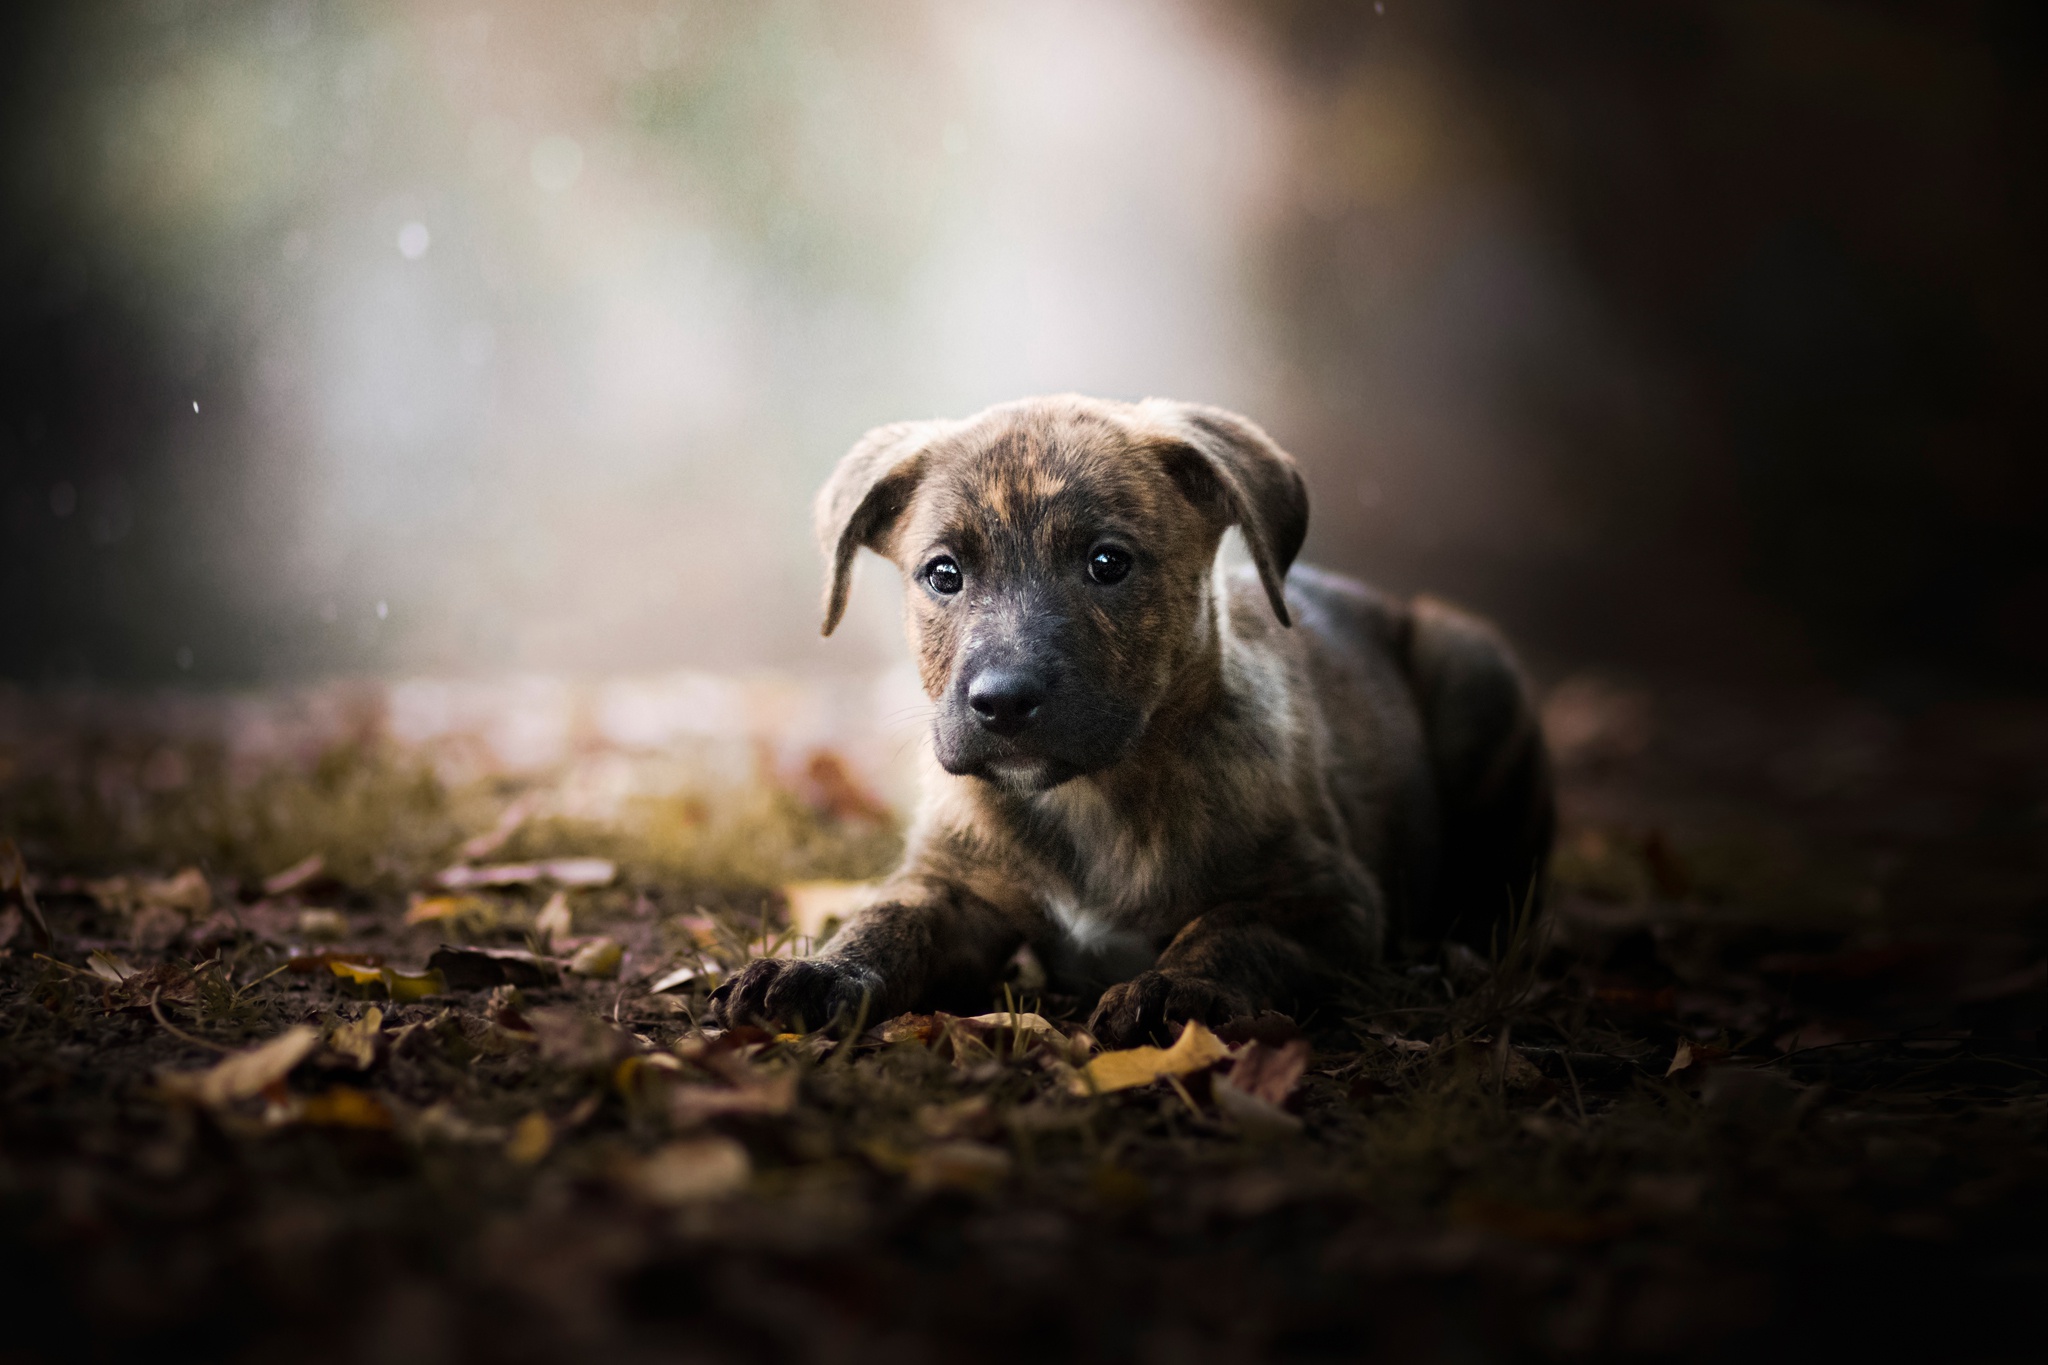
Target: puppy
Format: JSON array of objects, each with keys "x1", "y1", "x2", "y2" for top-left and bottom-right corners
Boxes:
[{"x1": 711, "y1": 395, "x2": 1553, "y2": 1046}]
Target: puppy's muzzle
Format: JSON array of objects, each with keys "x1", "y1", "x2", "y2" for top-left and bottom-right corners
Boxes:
[{"x1": 965, "y1": 665, "x2": 1047, "y2": 736}]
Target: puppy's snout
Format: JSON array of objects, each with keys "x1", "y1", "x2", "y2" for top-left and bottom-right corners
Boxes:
[{"x1": 966, "y1": 667, "x2": 1046, "y2": 735}]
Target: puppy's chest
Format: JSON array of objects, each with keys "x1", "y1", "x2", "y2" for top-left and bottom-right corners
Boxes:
[{"x1": 1017, "y1": 786, "x2": 1203, "y2": 934}]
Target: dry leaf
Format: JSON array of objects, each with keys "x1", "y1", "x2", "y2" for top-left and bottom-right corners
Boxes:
[
  {"x1": 426, "y1": 944, "x2": 559, "y2": 990},
  {"x1": 1073, "y1": 1020, "x2": 1233, "y2": 1095},
  {"x1": 87, "y1": 949, "x2": 138, "y2": 983},
  {"x1": 506, "y1": 1111, "x2": 553, "y2": 1165},
  {"x1": 405, "y1": 895, "x2": 497, "y2": 930},
  {"x1": 648, "y1": 960, "x2": 711, "y2": 994},
  {"x1": 457, "y1": 794, "x2": 538, "y2": 861},
  {"x1": 1212, "y1": 1076, "x2": 1304, "y2": 1138},
  {"x1": 327, "y1": 1007, "x2": 385, "y2": 1070},
  {"x1": 1666, "y1": 1039, "x2": 1695, "y2": 1077},
  {"x1": 533, "y1": 891, "x2": 572, "y2": 950},
  {"x1": 434, "y1": 858, "x2": 616, "y2": 891},
  {"x1": 627, "y1": 1138, "x2": 751, "y2": 1204},
  {"x1": 159, "y1": 1026, "x2": 320, "y2": 1107},
  {"x1": 780, "y1": 881, "x2": 874, "y2": 940},
  {"x1": 297, "y1": 908, "x2": 347, "y2": 940},
  {"x1": 1223, "y1": 1038, "x2": 1310, "y2": 1107},
  {"x1": 567, "y1": 937, "x2": 622, "y2": 978},
  {"x1": 670, "y1": 1073, "x2": 797, "y2": 1125},
  {"x1": 262, "y1": 854, "x2": 326, "y2": 897},
  {"x1": 905, "y1": 1141, "x2": 1012, "y2": 1193},
  {"x1": 297, "y1": 1085, "x2": 394, "y2": 1129},
  {"x1": 0, "y1": 839, "x2": 51, "y2": 948}
]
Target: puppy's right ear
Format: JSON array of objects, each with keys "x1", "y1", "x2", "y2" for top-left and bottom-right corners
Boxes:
[{"x1": 815, "y1": 420, "x2": 949, "y2": 636}]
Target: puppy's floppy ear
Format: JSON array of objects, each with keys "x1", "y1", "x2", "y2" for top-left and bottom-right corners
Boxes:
[
  {"x1": 1138, "y1": 399, "x2": 1310, "y2": 626},
  {"x1": 815, "y1": 420, "x2": 950, "y2": 636}
]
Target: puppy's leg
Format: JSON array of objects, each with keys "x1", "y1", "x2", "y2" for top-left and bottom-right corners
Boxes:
[
  {"x1": 710, "y1": 884, "x2": 1022, "y2": 1030},
  {"x1": 1403, "y1": 596, "x2": 1555, "y2": 950},
  {"x1": 1086, "y1": 898, "x2": 1374, "y2": 1047}
]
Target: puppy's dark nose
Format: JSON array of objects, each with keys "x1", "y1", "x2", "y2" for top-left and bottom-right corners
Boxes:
[{"x1": 967, "y1": 668, "x2": 1046, "y2": 735}]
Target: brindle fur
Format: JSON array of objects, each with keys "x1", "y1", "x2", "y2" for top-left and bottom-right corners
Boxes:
[{"x1": 711, "y1": 395, "x2": 1553, "y2": 1045}]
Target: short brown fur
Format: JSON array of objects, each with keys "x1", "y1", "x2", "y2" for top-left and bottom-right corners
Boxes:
[{"x1": 713, "y1": 395, "x2": 1553, "y2": 1045}]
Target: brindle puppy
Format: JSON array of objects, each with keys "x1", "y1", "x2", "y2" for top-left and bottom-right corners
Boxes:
[{"x1": 711, "y1": 395, "x2": 1553, "y2": 1046}]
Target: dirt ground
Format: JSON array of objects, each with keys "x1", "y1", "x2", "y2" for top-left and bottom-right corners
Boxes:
[{"x1": 0, "y1": 678, "x2": 2042, "y2": 1364}]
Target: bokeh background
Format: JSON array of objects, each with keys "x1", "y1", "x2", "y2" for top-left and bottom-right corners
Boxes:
[{"x1": 3, "y1": 0, "x2": 2043, "y2": 700}]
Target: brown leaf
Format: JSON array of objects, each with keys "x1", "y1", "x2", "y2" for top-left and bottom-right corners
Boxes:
[
  {"x1": 532, "y1": 891, "x2": 572, "y2": 951},
  {"x1": 433, "y1": 858, "x2": 615, "y2": 891},
  {"x1": 905, "y1": 1141, "x2": 1011, "y2": 1193},
  {"x1": 159, "y1": 1026, "x2": 320, "y2": 1107},
  {"x1": 670, "y1": 1073, "x2": 797, "y2": 1126},
  {"x1": 426, "y1": 944, "x2": 560, "y2": 991},
  {"x1": 262, "y1": 853, "x2": 327, "y2": 897},
  {"x1": 0, "y1": 839, "x2": 52, "y2": 949},
  {"x1": 1223, "y1": 1038, "x2": 1310, "y2": 1108},
  {"x1": 525, "y1": 1005, "x2": 637, "y2": 1070},
  {"x1": 566, "y1": 937, "x2": 622, "y2": 978},
  {"x1": 1211, "y1": 1076, "x2": 1303, "y2": 1138}
]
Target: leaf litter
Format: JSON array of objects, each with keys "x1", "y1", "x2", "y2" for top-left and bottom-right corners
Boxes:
[{"x1": 0, "y1": 700, "x2": 2042, "y2": 1361}]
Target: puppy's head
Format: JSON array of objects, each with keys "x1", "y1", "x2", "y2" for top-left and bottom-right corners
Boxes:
[{"x1": 816, "y1": 396, "x2": 1308, "y2": 791}]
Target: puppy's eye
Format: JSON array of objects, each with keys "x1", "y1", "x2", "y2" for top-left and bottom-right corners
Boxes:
[
  {"x1": 923, "y1": 555, "x2": 964, "y2": 595},
  {"x1": 1087, "y1": 545, "x2": 1133, "y2": 586}
]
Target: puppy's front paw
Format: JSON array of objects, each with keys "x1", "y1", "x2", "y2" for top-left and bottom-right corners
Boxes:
[
  {"x1": 707, "y1": 958, "x2": 876, "y2": 1032},
  {"x1": 1087, "y1": 970, "x2": 1250, "y2": 1049}
]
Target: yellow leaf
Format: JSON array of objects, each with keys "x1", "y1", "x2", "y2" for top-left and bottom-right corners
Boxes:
[
  {"x1": 506, "y1": 1111, "x2": 553, "y2": 1165},
  {"x1": 327, "y1": 959, "x2": 384, "y2": 986},
  {"x1": 405, "y1": 894, "x2": 496, "y2": 930},
  {"x1": 382, "y1": 967, "x2": 446, "y2": 1002},
  {"x1": 327, "y1": 1007, "x2": 384, "y2": 1069},
  {"x1": 567, "y1": 937, "x2": 622, "y2": 978},
  {"x1": 159, "y1": 1026, "x2": 320, "y2": 1107},
  {"x1": 1072, "y1": 1020, "x2": 1233, "y2": 1096},
  {"x1": 298, "y1": 1085, "x2": 394, "y2": 1129}
]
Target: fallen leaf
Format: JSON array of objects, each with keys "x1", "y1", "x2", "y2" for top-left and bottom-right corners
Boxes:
[
  {"x1": 916, "y1": 1095, "x2": 998, "y2": 1140},
  {"x1": 404, "y1": 895, "x2": 497, "y2": 930},
  {"x1": 159, "y1": 1026, "x2": 320, "y2": 1107},
  {"x1": 1212, "y1": 1075, "x2": 1304, "y2": 1138},
  {"x1": 962, "y1": 1011, "x2": 1060, "y2": 1035},
  {"x1": 567, "y1": 937, "x2": 622, "y2": 978},
  {"x1": 262, "y1": 853, "x2": 327, "y2": 897},
  {"x1": 1073, "y1": 1020, "x2": 1233, "y2": 1095},
  {"x1": 533, "y1": 891, "x2": 572, "y2": 950},
  {"x1": 1666, "y1": 1039, "x2": 1695, "y2": 1076},
  {"x1": 297, "y1": 1085, "x2": 394, "y2": 1129},
  {"x1": 457, "y1": 794, "x2": 539, "y2": 861},
  {"x1": 0, "y1": 839, "x2": 52, "y2": 948},
  {"x1": 326, "y1": 1007, "x2": 385, "y2": 1070},
  {"x1": 384, "y1": 967, "x2": 447, "y2": 1002},
  {"x1": 426, "y1": 944, "x2": 559, "y2": 991},
  {"x1": 648, "y1": 960, "x2": 711, "y2": 994},
  {"x1": 434, "y1": 858, "x2": 616, "y2": 891},
  {"x1": 297, "y1": 908, "x2": 347, "y2": 940},
  {"x1": 905, "y1": 1141, "x2": 1012, "y2": 1193},
  {"x1": 670, "y1": 1073, "x2": 798, "y2": 1125},
  {"x1": 1223, "y1": 1038, "x2": 1310, "y2": 1107},
  {"x1": 780, "y1": 881, "x2": 874, "y2": 940},
  {"x1": 526, "y1": 1005, "x2": 637, "y2": 1069},
  {"x1": 626, "y1": 1138, "x2": 751, "y2": 1204},
  {"x1": 326, "y1": 958, "x2": 385, "y2": 988},
  {"x1": 87, "y1": 949, "x2": 138, "y2": 983},
  {"x1": 506, "y1": 1111, "x2": 553, "y2": 1165}
]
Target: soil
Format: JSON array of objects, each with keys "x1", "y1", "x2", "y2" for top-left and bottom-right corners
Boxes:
[{"x1": 0, "y1": 681, "x2": 2042, "y2": 1363}]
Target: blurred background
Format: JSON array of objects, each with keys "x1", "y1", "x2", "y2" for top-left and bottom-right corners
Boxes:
[{"x1": 3, "y1": 0, "x2": 2043, "y2": 702}]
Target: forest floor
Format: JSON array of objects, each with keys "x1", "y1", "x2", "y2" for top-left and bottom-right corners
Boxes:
[{"x1": 0, "y1": 677, "x2": 2043, "y2": 1363}]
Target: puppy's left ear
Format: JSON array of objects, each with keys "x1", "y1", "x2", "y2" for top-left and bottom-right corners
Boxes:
[
  {"x1": 815, "y1": 419, "x2": 951, "y2": 636},
  {"x1": 1140, "y1": 400, "x2": 1310, "y2": 626}
]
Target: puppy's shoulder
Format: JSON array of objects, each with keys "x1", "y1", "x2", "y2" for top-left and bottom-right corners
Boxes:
[{"x1": 1221, "y1": 562, "x2": 1412, "y2": 661}]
